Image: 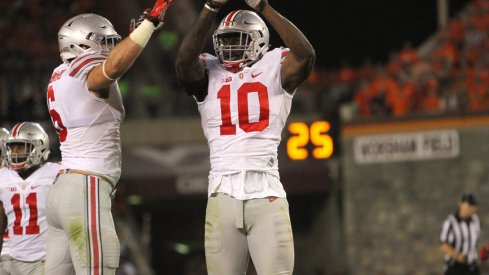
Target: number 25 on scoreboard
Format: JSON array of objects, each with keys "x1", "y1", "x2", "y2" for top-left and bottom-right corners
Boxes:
[{"x1": 286, "y1": 121, "x2": 334, "y2": 160}]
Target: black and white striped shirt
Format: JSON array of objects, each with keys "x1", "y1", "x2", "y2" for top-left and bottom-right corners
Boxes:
[{"x1": 440, "y1": 213, "x2": 480, "y2": 264}]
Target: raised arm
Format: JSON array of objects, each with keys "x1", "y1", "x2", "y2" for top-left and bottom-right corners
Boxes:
[
  {"x1": 87, "y1": 38, "x2": 146, "y2": 91},
  {"x1": 246, "y1": 0, "x2": 316, "y2": 93},
  {"x1": 87, "y1": 0, "x2": 174, "y2": 91},
  {"x1": 175, "y1": 0, "x2": 227, "y2": 96},
  {"x1": 175, "y1": 8, "x2": 215, "y2": 84}
]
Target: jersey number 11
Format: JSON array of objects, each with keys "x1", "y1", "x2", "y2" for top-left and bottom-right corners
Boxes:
[{"x1": 11, "y1": 193, "x2": 40, "y2": 235}]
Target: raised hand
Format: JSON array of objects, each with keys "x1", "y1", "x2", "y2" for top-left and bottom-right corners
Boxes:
[
  {"x1": 130, "y1": 9, "x2": 151, "y2": 33},
  {"x1": 130, "y1": 0, "x2": 175, "y2": 32},
  {"x1": 205, "y1": 0, "x2": 228, "y2": 12},
  {"x1": 244, "y1": 0, "x2": 268, "y2": 12},
  {"x1": 149, "y1": 0, "x2": 175, "y2": 23}
]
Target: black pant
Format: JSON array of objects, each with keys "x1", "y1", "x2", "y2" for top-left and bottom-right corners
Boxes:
[{"x1": 445, "y1": 263, "x2": 480, "y2": 275}]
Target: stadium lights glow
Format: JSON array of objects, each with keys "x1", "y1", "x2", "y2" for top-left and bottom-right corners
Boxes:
[
  {"x1": 174, "y1": 243, "x2": 191, "y2": 255},
  {"x1": 127, "y1": 195, "x2": 142, "y2": 205}
]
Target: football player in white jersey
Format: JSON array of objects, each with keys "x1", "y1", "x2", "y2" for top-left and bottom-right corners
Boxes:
[
  {"x1": 0, "y1": 128, "x2": 11, "y2": 275},
  {"x1": 175, "y1": 0, "x2": 315, "y2": 274},
  {"x1": 0, "y1": 128, "x2": 8, "y2": 167},
  {"x1": 0, "y1": 122, "x2": 63, "y2": 275},
  {"x1": 0, "y1": 128, "x2": 7, "y2": 162},
  {"x1": 45, "y1": 0, "x2": 175, "y2": 274}
]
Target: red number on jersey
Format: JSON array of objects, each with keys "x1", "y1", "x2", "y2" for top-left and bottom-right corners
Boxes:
[
  {"x1": 11, "y1": 193, "x2": 40, "y2": 235},
  {"x1": 217, "y1": 82, "x2": 270, "y2": 136},
  {"x1": 47, "y1": 86, "x2": 67, "y2": 142},
  {"x1": 11, "y1": 194, "x2": 22, "y2": 235},
  {"x1": 217, "y1": 85, "x2": 236, "y2": 135}
]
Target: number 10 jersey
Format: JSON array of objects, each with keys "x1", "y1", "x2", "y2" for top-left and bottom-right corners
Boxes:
[{"x1": 198, "y1": 48, "x2": 293, "y2": 200}]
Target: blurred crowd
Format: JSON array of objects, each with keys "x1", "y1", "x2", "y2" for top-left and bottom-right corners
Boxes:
[
  {"x1": 309, "y1": 0, "x2": 489, "y2": 120},
  {"x1": 4, "y1": 0, "x2": 489, "y2": 123}
]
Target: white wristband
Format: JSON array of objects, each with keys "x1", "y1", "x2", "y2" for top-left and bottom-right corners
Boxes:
[
  {"x1": 102, "y1": 60, "x2": 115, "y2": 81},
  {"x1": 204, "y1": 3, "x2": 219, "y2": 13},
  {"x1": 129, "y1": 19, "x2": 156, "y2": 47}
]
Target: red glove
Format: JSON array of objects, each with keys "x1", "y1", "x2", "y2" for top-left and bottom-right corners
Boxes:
[
  {"x1": 244, "y1": 0, "x2": 268, "y2": 12},
  {"x1": 130, "y1": 0, "x2": 174, "y2": 32},
  {"x1": 480, "y1": 245, "x2": 489, "y2": 262},
  {"x1": 130, "y1": 9, "x2": 151, "y2": 33},
  {"x1": 148, "y1": 0, "x2": 174, "y2": 22}
]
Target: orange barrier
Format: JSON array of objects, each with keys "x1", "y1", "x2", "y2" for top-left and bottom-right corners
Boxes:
[{"x1": 342, "y1": 115, "x2": 489, "y2": 137}]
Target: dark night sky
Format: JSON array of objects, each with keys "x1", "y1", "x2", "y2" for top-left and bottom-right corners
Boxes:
[{"x1": 219, "y1": 0, "x2": 472, "y2": 68}]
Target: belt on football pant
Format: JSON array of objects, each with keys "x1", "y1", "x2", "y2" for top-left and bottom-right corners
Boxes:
[{"x1": 57, "y1": 169, "x2": 113, "y2": 187}]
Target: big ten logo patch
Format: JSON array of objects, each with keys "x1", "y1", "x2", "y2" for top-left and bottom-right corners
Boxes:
[{"x1": 221, "y1": 76, "x2": 233, "y2": 83}]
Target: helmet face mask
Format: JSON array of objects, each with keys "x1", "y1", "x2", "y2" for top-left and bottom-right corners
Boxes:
[
  {"x1": 86, "y1": 32, "x2": 121, "y2": 52},
  {"x1": 6, "y1": 123, "x2": 50, "y2": 171},
  {"x1": 216, "y1": 32, "x2": 252, "y2": 62},
  {"x1": 7, "y1": 142, "x2": 33, "y2": 170},
  {"x1": 213, "y1": 10, "x2": 269, "y2": 73},
  {"x1": 58, "y1": 13, "x2": 121, "y2": 63}
]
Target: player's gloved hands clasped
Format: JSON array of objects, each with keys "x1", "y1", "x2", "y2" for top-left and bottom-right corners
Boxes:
[
  {"x1": 130, "y1": 0, "x2": 175, "y2": 32},
  {"x1": 244, "y1": 0, "x2": 268, "y2": 12},
  {"x1": 205, "y1": 0, "x2": 228, "y2": 12},
  {"x1": 480, "y1": 245, "x2": 489, "y2": 262}
]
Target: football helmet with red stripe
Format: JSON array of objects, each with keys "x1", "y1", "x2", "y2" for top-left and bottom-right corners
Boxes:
[
  {"x1": 58, "y1": 13, "x2": 121, "y2": 63},
  {"x1": 6, "y1": 122, "x2": 50, "y2": 171},
  {"x1": 0, "y1": 128, "x2": 8, "y2": 166},
  {"x1": 213, "y1": 10, "x2": 269, "y2": 73}
]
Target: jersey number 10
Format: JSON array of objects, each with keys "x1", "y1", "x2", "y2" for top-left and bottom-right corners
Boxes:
[{"x1": 218, "y1": 82, "x2": 270, "y2": 135}]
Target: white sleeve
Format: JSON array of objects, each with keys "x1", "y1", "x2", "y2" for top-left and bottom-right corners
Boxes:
[{"x1": 67, "y1": 53, "x2": 107, "y2": 80}]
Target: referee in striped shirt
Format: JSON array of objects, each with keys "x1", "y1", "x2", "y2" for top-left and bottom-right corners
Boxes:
[{"x1": 440, "y1": 193, "x2": 480, "y2": 275}]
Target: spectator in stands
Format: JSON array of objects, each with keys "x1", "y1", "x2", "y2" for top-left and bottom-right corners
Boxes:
[
  {"x1": 420, "y1": 83, "x2": 441, "y2": 114},
  {"x1": 399, "y1": 41, "x2": 418, "y2": 66},
  {"x1": 387, "y1": 77, "x2": 414, "y2": 117},
  {"x1": 466, "y1": 73, "x2": 489, "y2": 111},
  {"x1": 386, "y1": 51, "x2": 401, "y2": 78},
  {"x1": 354, "y1": 80, "x2": 372, "y2": 117}
]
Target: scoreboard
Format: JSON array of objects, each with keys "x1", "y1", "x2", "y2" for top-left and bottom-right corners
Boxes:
[{"x1": 285, "y1": 121, "x2": 335, "y2": 160}]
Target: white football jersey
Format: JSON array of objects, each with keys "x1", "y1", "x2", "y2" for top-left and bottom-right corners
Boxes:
[
  {"x1": 0, "y1": 163, "x2": 63, "y2": 261},
  {"x1": 47, "y1": 52, "x2": 125, "y2": 184},
  {"x1": 199, "y1": 48, "x2": 293, "y2": 199},
  {"x1": 0, "y1": 165, "x2": 9, "y2": 256}
]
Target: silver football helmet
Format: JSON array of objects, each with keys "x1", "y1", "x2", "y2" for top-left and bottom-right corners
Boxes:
[
  {"x1": 0, "y1": 128, "x2": 8, "y2": 167},
  {"x1": 6, "y1": 122, "x2": 50, "y2": 171},
  {"x1": 213, "y1": 10, "x2": 269, "y2": 73},
  {"x1": 58, "y1": 13, "x2": 121, "y2": 63}
]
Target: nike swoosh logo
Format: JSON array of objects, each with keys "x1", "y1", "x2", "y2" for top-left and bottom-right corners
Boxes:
[
  {"x1": 252, "y1": 72, "x2": 263, "y2": 78},
  {"x1": 31, "y1": 185, "x2": 41, "y2": 189}
]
